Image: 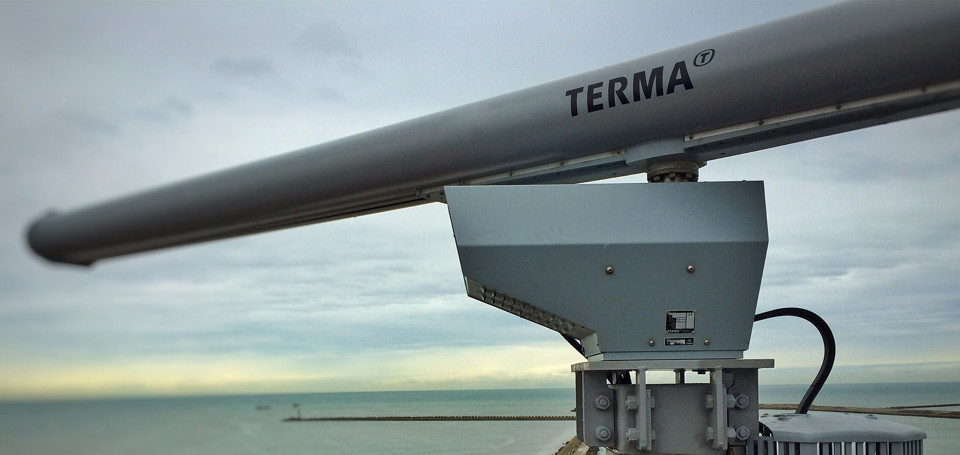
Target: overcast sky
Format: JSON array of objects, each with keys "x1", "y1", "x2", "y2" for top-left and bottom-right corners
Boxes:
[{"x1": 2, "y1": 1, "x2": 959, "y2": 400}]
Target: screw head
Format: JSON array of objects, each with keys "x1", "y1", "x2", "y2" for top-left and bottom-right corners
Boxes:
[
  {"x1": 686, "y1": 265, "x2": 695, "y2": 273},
  {"x1": 594, "y1": 395, "x2": 611, "y2": 410},
  {"x1": 605, "y1": 266, "x2": 614, "y2": 275},
  {"x1": 594, "y1": 426, "x2": 612, "y2": 442},
  {"x1": 735, "y1": 394, "x2": 750, "y2": 409},
  {"x1": 703, "y1": 339, "x2": 711, "y2": 346},
  {"x1": 735, "y1": 426, "x2": 751, "y2": 441},
  {"x1": 649, "y1": 339, "x2": 656, "y2": 346}
]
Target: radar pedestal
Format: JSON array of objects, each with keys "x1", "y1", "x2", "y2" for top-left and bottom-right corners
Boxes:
[{"x1": 446, "y1": 182, "x2": 773, "y2": 454}]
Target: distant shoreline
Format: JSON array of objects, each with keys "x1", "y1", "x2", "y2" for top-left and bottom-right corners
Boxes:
[
  {"x1": 5, "y1": 382, "x2": 960, "y2": 403},
  {"x1": 760, "y1": 404, "x2": 960, "y2": 419}
]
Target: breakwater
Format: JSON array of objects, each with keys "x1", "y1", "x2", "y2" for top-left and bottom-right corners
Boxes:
[
  {"x1": 284, "y1": 415, "x2": 575, "y2": 422},
  {"x1": 285, "y1": 404, "x2": 960, "y2": 423}
]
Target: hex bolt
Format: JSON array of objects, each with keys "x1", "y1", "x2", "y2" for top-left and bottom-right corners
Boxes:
[
  {"x1": 735, "y1": 426, "x2": 751, "y2": 441},
  {"x1": 605, "y1": 266, "x2": 614, "y2": 275},
  {"x1": 594, "y1": 395, "x2": 611, "y2": 410},
  {"x1": 725, "y1": 394, "x2": 737, "y2": 409},
  {"x1": 595, "y1": 426, "x2": 612, "y2": 442},
  {"x1": 703, "y1": 339, "x2": 711, "y2": 346},
  {"x1": 648, "y1": 339, "x2": 656, "y2": 346},
  {"x1": 686, "y1": 265, "x2": 695, "y2": 273},
  {"x1": 735, "y1": 394, "x2": 750, "y2": 409}
]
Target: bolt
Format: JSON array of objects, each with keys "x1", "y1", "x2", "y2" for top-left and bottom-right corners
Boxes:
[
  {"x1": 595, "y1": 426, "x2": 612, "y2": 442},
  {"x1": 605, "y1": 266, "x2": 614, "y2": 275},
  {"x1": 594, "y1": 395, "x2": 611, "y2": 410},
  {"x1": 649, "y1": 339, "x2": 656, "y2": 346},
  {"x1": 703, "y1": 339, "x2": 711, "y2": 346},
  {"x1": 686, "y1": 265, "x2": 695, "y2": 273},
  {"x1": 735, "y1": 394, "x2": 750, "y2": 409},
  {"x1": 725, "y1": 394, "x2": 737, "y2": 409},
  {"x1": 735, "y1": 426, "x2": 751, "y2": 441},
  {"x1": 726, "y1": 427, "x2": 738, "y2": 440}
]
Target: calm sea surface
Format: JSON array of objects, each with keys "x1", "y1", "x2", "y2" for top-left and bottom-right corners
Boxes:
[{"x1": 1, "y1": 383, "x2": 957, "y2": 455}]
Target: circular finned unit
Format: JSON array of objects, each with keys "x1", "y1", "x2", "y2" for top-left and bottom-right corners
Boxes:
[{"x1": 646, "y1": 161, "x2": 701, "y2": 183}]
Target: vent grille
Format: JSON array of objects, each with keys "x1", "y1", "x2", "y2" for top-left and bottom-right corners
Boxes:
[
  {"x1": 748, "y1": 436, "x2": 922, "y2": 455},
  {"x1": 464, "y1": 277, "x2": 591, "y2": 339}
]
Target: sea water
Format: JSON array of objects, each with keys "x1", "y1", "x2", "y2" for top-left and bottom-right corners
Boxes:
[
  {"x1": 0, "y1": 389, "x2": 575, "y2": 455},
  {"x1": 1, "y1": 383, "x2": 957, "y2": 455}
]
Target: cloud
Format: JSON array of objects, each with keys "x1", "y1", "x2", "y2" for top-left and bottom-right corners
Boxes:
[
  {"x1": 211, "y1": 56, "x2": 276, "y2": 78},
  {"x1": 2, "y1": 0, "x2": 958, "y2": 400},
  {"x1": 51, "y1": 110, "x2": 120, "y2": 136},
  {"x1": 296, "y1": 22, "x2": 362, "y2": 60},
  {"x1": 313, "y1": 86, "x2": 346, "y2": 103},
  {"x1": 0, "y1": 343, "x2": 584, "y2": 399},
  {"x1": 134, "y1": 97, "x2": 195, "y2": 123}
]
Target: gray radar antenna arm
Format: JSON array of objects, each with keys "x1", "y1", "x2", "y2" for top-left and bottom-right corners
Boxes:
[{"x1": 26, "y1": 0, "x2": 960, "y2": 266}]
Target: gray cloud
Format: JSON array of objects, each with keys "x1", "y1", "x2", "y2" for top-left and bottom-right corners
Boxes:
[
  {"x1": 51, "y1": 110, "x2": 120, "y2": 136},
  {"x1": 211, "y1": 56, "x2": 276, "y2": 78},
  {"x1": 296, "y1": 22, "x2": 363, "y2": 60},
  {"x1": 134, "y1": 97, "x2": 195, "y2": 123},
  {"x1": 313, "y1": 86, "x2": 346, "y2": 103},
  {"x1": 5, "y1": 0, "x2": 958, "y2": 399}
]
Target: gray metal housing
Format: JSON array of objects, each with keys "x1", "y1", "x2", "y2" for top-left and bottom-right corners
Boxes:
[
  {"x1": 446, "y1": 182, "x2": 767, "y2": 360},
  {"x1": 752, "y1": 413, "x2": 926, "y2": 455}
]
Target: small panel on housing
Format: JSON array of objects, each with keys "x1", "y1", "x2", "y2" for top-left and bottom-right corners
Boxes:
[
  {"x1": 665, "y1": 337, "x2": 695, "y2": 346},
  {"x1": 666, "y1": 310, "x2": 696, "y2": 333}
]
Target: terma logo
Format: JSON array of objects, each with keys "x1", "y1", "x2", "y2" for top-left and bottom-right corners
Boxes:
[{"x1": 564, "y1": 50, "x2": 712, "y2": 117}]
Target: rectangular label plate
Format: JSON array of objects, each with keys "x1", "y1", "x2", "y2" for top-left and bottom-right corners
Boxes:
[
  {"x1": 665, "y1": 337, "x2": 695, "y2": 346},
  {"x1": 666, "y1": 310, "x2": 696, "y2": 333}
]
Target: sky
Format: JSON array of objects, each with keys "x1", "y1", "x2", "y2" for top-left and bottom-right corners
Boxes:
[{"x1": 1, "y1": 1, "x2": 959, "y2": 400}]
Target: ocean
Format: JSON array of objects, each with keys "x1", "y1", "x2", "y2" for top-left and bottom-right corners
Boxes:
[{"x1": 1, "y1": 383, "x2": 957, "y2": 455}]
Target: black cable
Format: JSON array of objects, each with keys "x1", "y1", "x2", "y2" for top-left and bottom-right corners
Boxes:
[
  {"x1": 562, "y1": 334, "x2": 586, "y2": 357},
  {"x1": 754, "y1": 307, "x2": 836, "y2": 414},
  {"x1": 560, "y1": 334, "x2": 630, "y2": 384}
]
